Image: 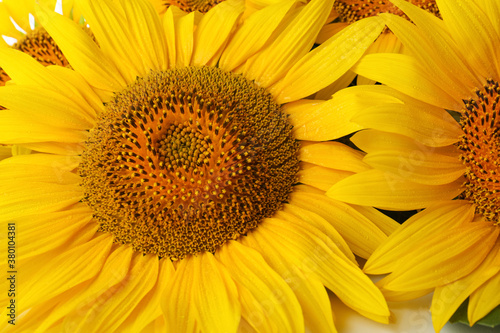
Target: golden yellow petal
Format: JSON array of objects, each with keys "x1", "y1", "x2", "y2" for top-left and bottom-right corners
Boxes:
[
  {"x1": 365, "y1": 201, "x2": 475, "y2": 275},
  {"x1": 431, "y1": 241, "x2": 500, "y2": 332},
  {"x1": 271, "y1": 16, "x2": 385, "y2": 103},
  {"x1": 192, "y1": 0, "x2": 244, "y2": 66},
  {"x1": 352, "y1": 53, "x2": 461, "y2": 110},
  {"x1": 290, "y1": 190, "x2": 388, "y2": 259},
  {"x1": 327, "y1": 169, "x2": 464, "y2": 210},
  {"x1": 217, "y1": 241, "x2": 303, "y2": 332},
  {"x1": 299, "y1": 142, "x2": 369, "y2": 173},
  {"x1": 241, "y1": 0, "x2": 334, "y2": 88}
]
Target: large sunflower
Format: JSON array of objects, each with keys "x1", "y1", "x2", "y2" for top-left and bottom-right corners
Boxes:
[
  {"x1": 328, "y1": 0, "x2": 500, "y2": 330},
  {"x1": 0, "y1": 0, "x2": 395, "y2": 331}
]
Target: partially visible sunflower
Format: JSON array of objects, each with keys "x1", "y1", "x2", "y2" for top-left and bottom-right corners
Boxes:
[
  {"x1": 327, "y1": 0, "x2": 500, "y2": 330},
  {"x1": 0, "y1": 0, "x2": 397, "y2": 331},
  {"x1": 313, "y1": 0, "x2": 441, "y2": 92}
]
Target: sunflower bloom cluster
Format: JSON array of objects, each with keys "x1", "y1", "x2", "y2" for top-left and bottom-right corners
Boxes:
[{"x1": 1, "y1": 0, "x2": 499, "y2": 332}]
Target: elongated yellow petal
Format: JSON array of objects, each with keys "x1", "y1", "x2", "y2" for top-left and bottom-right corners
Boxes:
[
  {"x1": 327, "y1": 169, "x2": 464, "y2": 210},
  {"x1": 314, "y1": 70, "x2": 357, "y2": 100},
  {"x1": 380, "y1": 9, "x2": 480, "y2": 99},
  {"x1": 217, "y1": 241, "x2": 303, "y2": 332},
  {"x1": 258, "y1": 218, "x2": 390, "y2": 322},
  {"x1": 299, "y1": 142, "x2": 369, "y2": 173},
  {"x1": 363, "y1": 149, "x2": 464, "y2": 186},
  {"x1": 468, "y1": 261, "x2": 500, "y2": 325},
  {"x1": 164, "y1": 253, "x2": 241, "y2": 333},
  {"x1": 219, "y1": 0, "x2": 297, "y2": 72},
  {"x1": 31, "y1": 245, "x2": 134, "y2": 332},
  {"x1": 241, "y1": 0, "x2": 334, "y2": 88},
  {"x1": 36, "y1": 3, "x2": 126, "y2": 91},
  {"x1": 272, "y1": 16, "x2": 384, "y2": 103},
  {"x1": 290, "y1": 191, "x2": 388, "y2": 259},
  {"x1": 0, "y1": 110, "x2": 88, "y2": 144},
  {"x1": 241, "y1": 232, "x2": 337, "y2": 333},
  {"x1": 435, "y1": 0, "x2": 500, "y2": 79},
  {"x1": 351, "y1": 102, "x2": 462, "y2": 148},
  {"x1": 120, "y1": 0, "x2": 168, "y2": 71},
  {"x1": 0, "y1": 85, "x2": 94, "y2": 129},
  {"x1": 431, "y1": 242, "x2": 500, "y2": 332},
  {"x1": 192, "y1": 0, "x2": 244, "y2": 66},
  {"x1": 21, "y1": 234, "x2": 113, "y2": 310},
  {"x1": 298, "y1": 164, "x2": 353, "y2": 191},
  {"x1": 75, "y1": 0, "x2": 144, "y2": 82},
  {"x1": 383, "y1": 223, "x2": 499, "y2": 291},
  {"x1": 352, "y1": 53, "x2": 461, "y2": 110},
  {"x1": 0, "y1": 181, "x2": 82, "y2": 221},
  {"x1": 117, "y1": 259, "x2": 175, "y2": 332},
  {"x1": 14, "y1": 205, "x2": 91, "y2": 260},
  {"x1": 284, "y1": 96, "x2": 363, "y2": 141},
  {"x1": 276, "y1": 203, "x2": 356, "y2": 263},
  {"x1": 70, "y1": 254, "x2": 159, "y2": 333},
  {"x1": 348, "y1": 205, "x2": 400, "y2": 237},
  {"x1": 365, "y1": 201, "x2": 475, "y2": 275}
]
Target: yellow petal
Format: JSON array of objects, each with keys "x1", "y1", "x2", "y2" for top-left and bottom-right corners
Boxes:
[
  {"x1": 327, "y1": 169, "x2": 464, "y2": 210},
  {"x1": 431, "y1": 241, "x2": 500, "y2": 332},
  {"x1": 192, "y1": 0, "x2": 244, "y2": 66},
  {"x1": 75, "y1": 0, "x2": 144, "y2": 82},
  {"x1": 435, "y1": 0, "x2": 500, "y2": 79},
  {"x1": 468, "y1": 260, "x2": 500, "y2": 326},
  {"x1": 0, "y1": 85, "x2": 95, "y2": 130},
  {"x1": 0, "y1": 109, "x2": 88, "y2": 144},
  {"x1": 219, "y1": 0, "x2": 297, "y2": 72},
  {"x1": 276, "y1": 203, "x2": 356, "y2": 263},
  {"x1": 362, "y1": 149, "x2": 464, "y2": 186},
  {"x1": 241, "y1": 232, "x2": 337, "y2": 333},
  {"x1": 290, "y1": 190, "x2": 388, "y2": 258},
  {"x1": 272, "y1": 16, "x2": 385, "y2": 103},
  {"x1": 257, "y1": 218, "x2": 390, "y2": 322},
  {"x1": 241, "y1": 0, "x2": 334, "y2": 88},
  {"x1": 120, "y1": 0, "x2": 168, "y2": 71},
  {"x1": 21, "y1": 234, "x2": 113, "y2": 310},
  {"x1": 0, "y1": 181, "x2": 82, "y2": 221},
  {"x1": 352, "y1": 53, "x2": 461, "y2": 110},
  {"x1": 380, "y1": 8, "x2": 480, "y2": 99},
  {"x1": 298, "y1": 163, "x2": 353, "y2": 191},
  {"x1": 36, "y1": 3, "x2": 126, "y2": 91},
  {"x1": 31, "y1": 245, "x2": 134, "y2": 332},
  {"x1": 15, "y1": 204, "x2": 92, "y2": 260},
  {"x1": 351, "y1": 98, "x2": 462, "y2": 148},
  {"x1": 217, "y1": 241, "x2": 303, "y2": 332},
  {"x1": 164, "y1": 253, "x2": 241, "y2": 333},
  {"x1": 70, "y1": 253, "x2": 159, "y2": 333},
  {"x1": 383, "y1": 223, "x2": 499, "y2": 291},
  {"x1": 299, "y1": 142, "x2": 369, "y2": 173},
  {"x1": 348, "y1": 205, "x2": 400, "y2": 236},
  {"x1": 314, "y1": 70, "x2": 357, "y2": 100},
  {"x1": 365, "y1": 201, "x2": 475, "y2": 274},
  {"x1": 117, "y1": 259, "x2": 175, "y2": 332}
]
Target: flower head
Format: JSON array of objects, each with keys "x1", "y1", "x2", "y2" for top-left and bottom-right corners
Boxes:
[
  {"x1": 0, "y1": 0, "x2": 394, "y2": 331},
  {"x1": 328, "y1": 0, "x2": 500, "y2": 330}
]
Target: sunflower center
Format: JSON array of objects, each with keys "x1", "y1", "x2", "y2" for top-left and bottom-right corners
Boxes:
[
  {"x1": 80, "y1": 66, "x2": 299, "y2": 260},
  {"x1": 333, "y1": 0, "x2": 440, "y2": 26},
  {"x1": 162, "y1": 0, "x2": 223, "y2": 13},
  {"x1": 458, "y1": 79, "x2": 500, "y2": 223}
]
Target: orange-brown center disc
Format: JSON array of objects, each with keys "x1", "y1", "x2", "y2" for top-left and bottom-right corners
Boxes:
[
  {"x1": 333, "y1": 0, "x2": 440, "y2": 25},
  {"x1": 458, "y1": 79, "x2": 500, "y2": 223},
  {"x1": 80, "y1": 66, "x2": 300, "y2": 260},
  {"x1": 161, "y1": 0, "x2": 223, "y2": 13}
]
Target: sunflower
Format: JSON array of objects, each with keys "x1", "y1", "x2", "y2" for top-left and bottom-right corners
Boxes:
[
  {"x1": 0, "y1": 0, "x2": 394, "y2": 331},
  {"x1": 327, "y1": 0, "x2": 500, "y2": 330}
]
